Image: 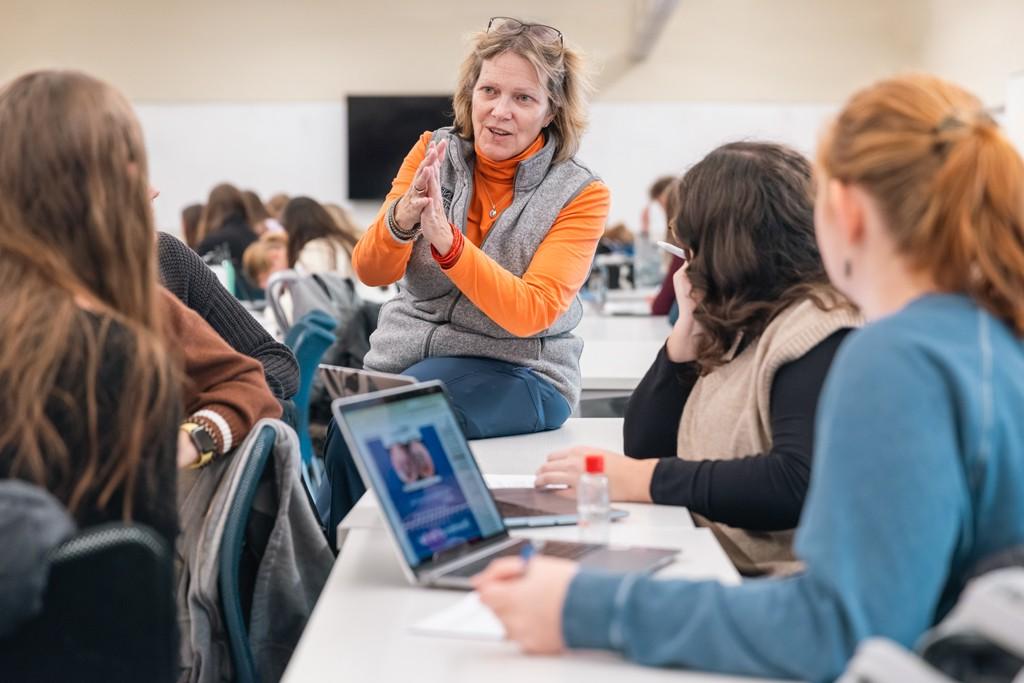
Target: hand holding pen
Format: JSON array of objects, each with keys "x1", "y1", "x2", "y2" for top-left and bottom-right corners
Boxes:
[{"x1": 471, "y1": 542, "x2": 579, "y2": 654}]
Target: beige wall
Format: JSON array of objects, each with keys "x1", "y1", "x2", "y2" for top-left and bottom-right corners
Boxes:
[
  {"x1": 0, "y1": 0, "x2": 630, "y2": 101},
  {"x1": 0, "y1": 0, "x2": 925, "y2": 104},
  {"x1": 919, "y1": 0, "x2": 1024, "y2": 105},
  {"x1": 3, "y1": 1, "x2": 1022, "y2": 104},
  {"x1": 600, "y1": 0, "x2": 928, "y2": 102}
]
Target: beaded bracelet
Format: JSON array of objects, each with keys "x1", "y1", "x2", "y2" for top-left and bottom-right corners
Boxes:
[{"x1": 387, "y1": 198, "x2": 420, "y2": 242}]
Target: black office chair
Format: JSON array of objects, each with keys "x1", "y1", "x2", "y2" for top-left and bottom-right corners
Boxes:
[{"x1": 0, "y1": 523, "x2": 177, "y2": 683}]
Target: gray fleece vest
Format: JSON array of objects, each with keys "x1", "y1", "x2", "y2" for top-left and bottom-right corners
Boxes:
[{"x1": 363, "y1": 126, "x2": 599, "y2": 407}]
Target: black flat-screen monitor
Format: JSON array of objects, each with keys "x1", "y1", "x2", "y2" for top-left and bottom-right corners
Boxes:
[{"x1": 347, "y1": 95, "x2": 454, "y2": 200}]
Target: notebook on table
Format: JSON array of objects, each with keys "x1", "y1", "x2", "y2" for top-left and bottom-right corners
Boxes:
[{"x1": 330, "y1": 381, "x2": 676, "y2": 589}]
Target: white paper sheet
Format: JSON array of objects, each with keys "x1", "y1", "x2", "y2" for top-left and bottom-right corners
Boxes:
[{"x1": 410, "y1": 592, "x2": 505, "y2": 641}]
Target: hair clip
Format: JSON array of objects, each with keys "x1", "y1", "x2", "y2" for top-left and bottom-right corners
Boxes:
[{"x1": 933, "y1": 115, "x2": 966, "y2": 135}]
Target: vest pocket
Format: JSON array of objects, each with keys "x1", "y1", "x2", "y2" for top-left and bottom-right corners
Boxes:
[
  {"x1": 410, "y1": 291, "x2": 455, "y2": 320},
  {"x1": 430, "y1": 326, "x2": 542, "y2": 364}
]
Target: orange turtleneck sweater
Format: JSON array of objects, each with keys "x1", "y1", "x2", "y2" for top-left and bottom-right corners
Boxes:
[{"x1": 352, "y1": 131, "x2": 609, "y2": 337}]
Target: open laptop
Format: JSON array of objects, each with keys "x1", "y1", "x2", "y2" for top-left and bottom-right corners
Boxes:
[
  {"x1": 323, "y1": 366, "x2": 627, "y2": 528},
  {"x1": 319, "y1": 364, "x2": 417, "y2": 400},
  {"x1": 331, "y1": 381, "x2": 677, "y2": 589},
  {"x1": 490, "y1": 486, "x2": 627, "y2": 528}
]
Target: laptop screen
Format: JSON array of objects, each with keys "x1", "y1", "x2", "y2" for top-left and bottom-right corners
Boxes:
[
  {"x1": 335, "y1": 386, "x2": 506, "y2": 569},
  {"x1": 318, "y1": 364, "x2": 416, "y2": 401}
]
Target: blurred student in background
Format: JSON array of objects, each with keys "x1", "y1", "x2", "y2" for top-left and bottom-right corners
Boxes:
[
  {"x1": 181, "y1": 202, "x2": 203, "y2": 250},
  {"x1": 282, "y1": 196, "x2": 358, "y2": 277},
  {"x1": 195, "y1": 182, "x2": 258, "y2": 272}
]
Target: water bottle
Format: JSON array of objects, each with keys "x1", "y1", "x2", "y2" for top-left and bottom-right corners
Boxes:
[
  {"x1": 577, "y1": 454, "x2": 611, "y2": 544},
  {"x1": 587, "y1": 263, "x2": 608, "y2": 314},
  {"x1": 633, "y1": 234, "x2": 662, "y2": 288}
]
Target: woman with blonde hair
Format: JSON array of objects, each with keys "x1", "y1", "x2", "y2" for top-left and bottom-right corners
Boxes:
[
  {"x1": 474, "y1": 73, "x2": 1024, "y2": 681},
  {"x1": 0, "y1": 70, "x2": 181, "y2": 543},
  {"x1": 242, "y1": 232, "x2": 290, "y2": 289},
  {"x1": 319, "y1": 17, "x2": 609, "y2": 543},
  {"x1": 349, "y1": 17, "x2": 608, "y2": 438}
]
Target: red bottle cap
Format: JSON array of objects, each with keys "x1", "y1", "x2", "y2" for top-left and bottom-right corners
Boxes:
[{"x1": 585, "y1": 454, "x2": 605, "y2": 474}]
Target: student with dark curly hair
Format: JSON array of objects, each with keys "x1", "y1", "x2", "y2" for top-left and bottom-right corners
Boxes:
[{"x1": 536, "y1": 141, "x2": 862, "y2": 576}]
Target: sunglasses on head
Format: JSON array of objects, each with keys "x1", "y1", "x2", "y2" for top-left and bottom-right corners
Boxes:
[{"x1": 487, "y1": 17, "x2": 563, "y2": 47}]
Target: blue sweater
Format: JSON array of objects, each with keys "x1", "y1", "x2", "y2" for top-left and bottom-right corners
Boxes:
[{"x1": 563, "y1": 294, "x2": 1024, "y2": 682}]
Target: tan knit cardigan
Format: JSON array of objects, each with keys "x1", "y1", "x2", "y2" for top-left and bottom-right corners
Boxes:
[{"x1": 677, "y1": 292, "x2": 863, "y2": 576}]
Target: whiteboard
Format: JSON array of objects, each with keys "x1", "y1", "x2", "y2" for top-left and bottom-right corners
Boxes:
[
  {"x1": 136, "y1": 99, "x2": 835, "y2": 235},
  {"x1": 138, "y1": 102, "x2": 346, "y2": 233},
  {"x1": 581, "y1": 101, "x2": 836, "y2": 228}
]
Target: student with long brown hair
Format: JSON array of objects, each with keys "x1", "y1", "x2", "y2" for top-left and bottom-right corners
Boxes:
[
  {"x1": 538, "y1": 142, "x2": 862, "y2": 576},
  {"x1": 181, "y1": 203, "x2": 203, "y2": 249},
  {"x1": 281, "y1": 196, "x2": 358, "y2": 277},
  {"x1": 195, "y1": 182, "x2": 258, "y2": 269},
  {"x1": 243, "y1": 189, "x2": 287, "y2": 236},
  {"x1": 475, "y1": 73, "x2": 1024, "y2": 681},
  {"x1": 0, "y1": 70, "x2": 182, "y2": 543}
]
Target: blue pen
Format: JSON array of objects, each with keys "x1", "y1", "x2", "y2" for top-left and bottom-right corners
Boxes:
[{"x1": 519, "y1": 542, "x2": 535, "y2": 564}]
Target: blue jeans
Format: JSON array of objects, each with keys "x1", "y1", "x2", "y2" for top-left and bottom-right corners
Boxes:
[
  {"x1": 320, "y1": 356, "x2": 571, "y2": 548},
  {"x1": 402, "y1": 356, "x2": 571, "y2": 439}
]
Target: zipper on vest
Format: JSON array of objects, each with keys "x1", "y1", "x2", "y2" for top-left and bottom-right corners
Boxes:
[
  {"x1": 422, "y1": 324, "x2": 437, "y2": 358},
  {"x1": 452, "y1": 143, "x2": 472, "y2": 230}
]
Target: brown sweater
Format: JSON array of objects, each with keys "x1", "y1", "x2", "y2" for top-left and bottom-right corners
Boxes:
[{"x1": 160, "y1": 288, "x2": 281, "y2": 455}]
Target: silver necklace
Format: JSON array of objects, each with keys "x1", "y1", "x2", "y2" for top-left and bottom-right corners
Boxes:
[{"x1": 479, "y1": 182, "x2": 499, "y2": 219}]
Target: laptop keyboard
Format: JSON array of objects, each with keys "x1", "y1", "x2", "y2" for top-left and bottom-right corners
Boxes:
[
  {"x1": 445, "y1": 540, "x2": 602, "y2": 579},
  {"x1": 540, "y1": 540, "x2": 602, "y2": 560},
  {"x1": 496, "y1": 501, "x2": 546, "y2": 518}
]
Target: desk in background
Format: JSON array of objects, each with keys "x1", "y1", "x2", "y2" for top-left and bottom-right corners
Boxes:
[{"x1": 576, "y1": 315, "x2": 666, "y2": 396}]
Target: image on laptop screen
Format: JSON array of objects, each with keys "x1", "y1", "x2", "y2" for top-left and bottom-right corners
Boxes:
[{"x1": 337, "y1": 390, "x2": 505, "y2": 568}]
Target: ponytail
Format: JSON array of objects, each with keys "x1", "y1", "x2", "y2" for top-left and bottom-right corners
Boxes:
[
  {"x1": 821, "y1": 74, "x2": 1024, "y2": 335},
  {"x1": 927, "y1": 115, "x2": 1024, "y2": 333}
]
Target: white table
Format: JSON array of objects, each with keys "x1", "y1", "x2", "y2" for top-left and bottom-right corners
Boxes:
[
  {"x1": 579, "y1": 339, "x2": 663, "y2": 391},
  {"x1": 473, "y1": 417, "x2": 626, "y2": 470},
  {"x1": 576, "y1": 314, "x2": 667, "y2": 392},
  {"x1": 576, "y1": 313, "x2": 669, "y2": 343},
  {"x1": 605, "y1": 286, "x2": 659, "y2": 302},
  {"x1": 282, "y1": 421, "x2": 775, "y2": 683}
]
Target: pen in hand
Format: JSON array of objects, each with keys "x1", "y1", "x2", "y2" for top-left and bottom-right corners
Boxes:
[{"x1": 519, "y1": 542, "x2": 535, "y2": 566}]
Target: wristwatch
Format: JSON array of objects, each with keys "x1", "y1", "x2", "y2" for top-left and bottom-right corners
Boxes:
[{"x1": 181, "y1": 422, "x2": 217, "y2": 469}]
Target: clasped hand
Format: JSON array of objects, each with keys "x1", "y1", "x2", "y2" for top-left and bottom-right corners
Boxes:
[{"x1": 394, "y1": 139, "x2": 454, "y2": 255}]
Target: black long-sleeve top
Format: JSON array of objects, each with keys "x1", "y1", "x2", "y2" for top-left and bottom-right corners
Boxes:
[
  {"x1": 1, "y1": 315, "x2": 180, "y2": 546},
  {"x1": 622, "y1": 329, "x2": 850, "y2": 531},
  {"x1": 157, "y1": 232, "x2": 299, "y2": 399}
]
